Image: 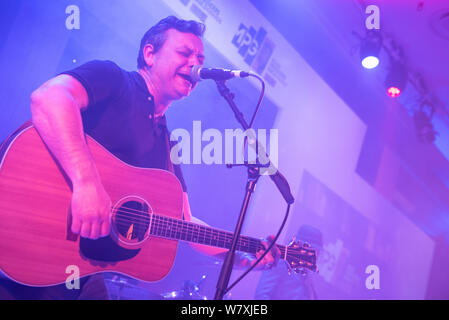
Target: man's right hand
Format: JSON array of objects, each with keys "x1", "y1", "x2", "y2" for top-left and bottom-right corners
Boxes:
[
  {"x1": 70, "y1": 179, "x2": 112, "y2": 240},
  {"x1": 30, "y1": 74, "x2": 112, "y2": 240}
]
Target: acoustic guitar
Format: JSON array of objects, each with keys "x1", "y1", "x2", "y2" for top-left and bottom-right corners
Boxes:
[{"x1": 0, "y1": 124, "x2": 316, "y2": 286}]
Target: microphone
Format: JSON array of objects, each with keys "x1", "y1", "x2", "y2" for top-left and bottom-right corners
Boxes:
[{"x1": 191, "y1": 65, "x2": 250, "y2": 82}]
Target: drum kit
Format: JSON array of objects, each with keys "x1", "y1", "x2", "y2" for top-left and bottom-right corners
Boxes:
[
  {"x1": 105, "y1": 274, "x2": 209, "y2": 300},
  {"x1": 160, "y1": 275, "x2": 208, "y2": 300}
]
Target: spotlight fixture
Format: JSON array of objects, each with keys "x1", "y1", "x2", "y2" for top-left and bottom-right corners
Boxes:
[
  {"x1": 360, "y1": 30, "x2": 382, "y2": 69},
  {"x1": 387, "y1": 86, "x2": 401, "y2": 98},
  {"x1": 385, "y1": 59, "x2": 408, "y2": 98},
  {"x1": 414, "y1": 102, "x2": 437, "y2": 143}
]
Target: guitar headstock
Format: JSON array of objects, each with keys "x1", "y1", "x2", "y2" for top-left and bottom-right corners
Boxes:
[{"x1": 285, "y1": 239, "x2": 318, "y2": 274}]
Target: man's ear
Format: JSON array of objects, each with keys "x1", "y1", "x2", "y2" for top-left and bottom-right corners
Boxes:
[{"x1": 142, "y1": 43, "x2": 155, "y2": 68}]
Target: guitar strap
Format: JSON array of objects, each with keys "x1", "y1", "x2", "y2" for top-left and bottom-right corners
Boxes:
[
  {"x1": 163, "y1": 128, "x2": 175, "y2": 175},
  {"x1": 163, "y1": 128, "x2": 186, "y2": 221}
]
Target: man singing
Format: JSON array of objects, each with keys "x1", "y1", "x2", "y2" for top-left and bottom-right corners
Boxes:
[{"x1": 0, "y1": 16, "x2": 277, "y2": 300}]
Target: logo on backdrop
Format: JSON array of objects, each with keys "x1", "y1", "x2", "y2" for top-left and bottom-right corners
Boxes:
[
  {"x1": 232, "y1": 23, "x2": 274, "y2": 75},
  {"x1": 179, "y1": 0, "x2": 222, "y2": 24}
]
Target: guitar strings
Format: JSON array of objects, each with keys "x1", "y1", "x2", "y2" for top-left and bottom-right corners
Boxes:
[
  {"x1": 113, "y1": 211, "x2": 269, "y2": 254},
  {"x1": 115, "y1": 217, "x2": 310, "y2": 259},
  {"x1": 111, "y1": 207, "x2": 313, "y2": 257},
  {"x1": 112, "y1": 218, "x2": 311, "y2": 265},
  {"x1": 115, "y1": 209, "x2": 259, "y2": 246},
  {"x1": 112, "y1": 217, "x2": 313, "y2": 264},
  {"x1": 115, "y1": 206, "x2": 313, "y2": 254},
  {"x1": 115, "y1": 219, "x2": 309, "y2": 256},
  {"x1": 114, "y1": 205, "x2": 312, "y2": 252},
  {"x1": 114, "y1": 207, "x2": 309, "y2": 253},
  {"x1": 112, "y1": 222, "x2": 263, "y2": 254},
  {"x1": 113, "y1": 215, "x2": 262, "y2": 249}
]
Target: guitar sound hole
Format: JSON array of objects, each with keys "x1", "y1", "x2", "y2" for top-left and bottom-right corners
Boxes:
[
  {"x1": 79, "y1": 198, "x2": 152, "y2": 263},
  {"x1": 114, "y1": 200, "x2": 151, "y2": 243}
]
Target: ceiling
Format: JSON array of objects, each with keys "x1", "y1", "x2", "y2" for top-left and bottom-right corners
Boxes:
[
  {"x1": 363, "y1": 0, "x2": 449, "y2": 116},
  {"x1": 307, "y1": 0, "x2": 449, "y2": 116},
  {"x1": 251, "y1": 0, "x2": 449, "y2": 153}
]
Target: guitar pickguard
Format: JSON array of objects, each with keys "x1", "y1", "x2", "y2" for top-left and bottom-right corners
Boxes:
[{"x1": 79, "y1": 236, "x2": 140, "y2": 262}]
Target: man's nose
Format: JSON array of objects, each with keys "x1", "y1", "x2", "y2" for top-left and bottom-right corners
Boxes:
[{"x1": 188, "y1": 55, "x2": 202, "y2": 67}]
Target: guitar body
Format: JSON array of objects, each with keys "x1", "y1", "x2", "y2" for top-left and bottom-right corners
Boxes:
[{"x1": 0, "y1": 125, "x2": 183, "y2": 286}]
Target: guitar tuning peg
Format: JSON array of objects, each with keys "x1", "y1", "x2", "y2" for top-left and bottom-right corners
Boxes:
[{"x1": 303, "y1": 242, "x2": 310, "y2": 248}]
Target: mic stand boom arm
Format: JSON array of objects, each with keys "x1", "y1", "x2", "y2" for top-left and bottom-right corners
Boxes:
[
  {"x1": 213, "y1": 80, "x2": 294, "y2": 300},
  {"x1": 214, "y1": 80, "x2": 294, "y2": 204}
]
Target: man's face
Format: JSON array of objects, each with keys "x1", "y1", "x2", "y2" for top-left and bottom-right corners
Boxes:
[{"x1": 150, "y1": 28, "x2": 205, "y2": 102}]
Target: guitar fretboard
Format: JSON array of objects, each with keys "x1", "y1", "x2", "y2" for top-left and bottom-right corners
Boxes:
[{"x1": 149, "y1": 214, "x2": 287, "y2": 258}]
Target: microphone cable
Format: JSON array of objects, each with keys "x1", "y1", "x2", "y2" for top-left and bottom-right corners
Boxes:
[
  {"x1": 224, "y1": 203, "x2": 291, "y2": 295},
  {"x1": 247, "y1": 73, "x2": 266, "y2": 129}
]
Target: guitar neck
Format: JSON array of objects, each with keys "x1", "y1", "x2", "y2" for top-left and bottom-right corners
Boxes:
[{"x1": 149, "y1": 214, "x2": 287, "y2": 259}]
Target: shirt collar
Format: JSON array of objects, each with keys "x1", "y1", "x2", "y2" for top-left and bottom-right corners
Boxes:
[{"x1": 134, "y1": 71, "x2": 167, "y2": 128}]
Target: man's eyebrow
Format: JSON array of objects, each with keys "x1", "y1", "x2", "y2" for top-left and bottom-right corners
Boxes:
[
  {"x1": 177, "y1": 45, "x2": 205, "y2": 58},
  {"x1": 177, "y1": 45, "x2": 194, "y2": 52}
]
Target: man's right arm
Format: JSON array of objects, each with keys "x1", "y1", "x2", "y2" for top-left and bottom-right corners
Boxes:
[{"x1": 30, "y1": 74, "x2": 111, "y2": 239}]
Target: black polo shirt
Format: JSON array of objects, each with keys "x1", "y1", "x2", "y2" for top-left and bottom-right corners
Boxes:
[{"x1": 62, "y1": 60, "x2": 187, "y2": 191}]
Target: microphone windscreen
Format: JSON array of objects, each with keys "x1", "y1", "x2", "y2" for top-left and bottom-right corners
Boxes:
[{"x1": 190, "y1": 65, "x2": 203, "y2": 82}]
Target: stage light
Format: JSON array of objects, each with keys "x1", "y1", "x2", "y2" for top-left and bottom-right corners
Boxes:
[
  {"x1": 385, "y1": 60, "x2": 407, "y2": 98},
  {"x1": 387, "y1": 86, "x2": 401, "y2": 98},
  {"x1": 360, "y1": 31, "x2": 382, "y2": 69},
  {"x1": 414, "y1": 103, "x2": 437, "y2": 143},
  {"x1": 361, "y1": 56, "x2": 379, "y2": 69}
]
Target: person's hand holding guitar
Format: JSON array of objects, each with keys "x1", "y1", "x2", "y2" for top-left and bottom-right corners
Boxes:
[{"x1": 70, "y1": 175, "x2": 111, "y2": 240}]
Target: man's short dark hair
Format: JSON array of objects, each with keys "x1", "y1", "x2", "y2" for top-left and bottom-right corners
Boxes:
[{"x1": 137, "y1": 16, "x2": 205, "y2": 69}]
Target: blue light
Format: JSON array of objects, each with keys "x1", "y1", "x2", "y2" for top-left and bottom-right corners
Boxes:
[{"x1": 361, "y1": 56, "x2": 379, "y2": 69}]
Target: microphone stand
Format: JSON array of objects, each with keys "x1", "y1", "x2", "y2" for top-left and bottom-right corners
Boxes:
[{"x1": 213, "y1": 80, "x2": 294, "y2": 300}]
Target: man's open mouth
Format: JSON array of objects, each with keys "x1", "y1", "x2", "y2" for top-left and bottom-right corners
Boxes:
[{"x1": 178, "y1": 73, "x2": 194, "y2": 85}]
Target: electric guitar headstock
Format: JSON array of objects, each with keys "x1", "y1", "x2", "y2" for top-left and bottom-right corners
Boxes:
[{"x1": 284, "y1": 239, "x2": 318, "y2": 274}]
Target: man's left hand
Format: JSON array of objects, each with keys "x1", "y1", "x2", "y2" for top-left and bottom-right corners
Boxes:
[{"x1": 239, "y1": 235, "x2": 280, "y2": 270}]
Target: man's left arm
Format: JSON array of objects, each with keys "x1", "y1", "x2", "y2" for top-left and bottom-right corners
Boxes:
[{"x1": 181, "y1": 192, "x2": 279, "y2": 269}]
